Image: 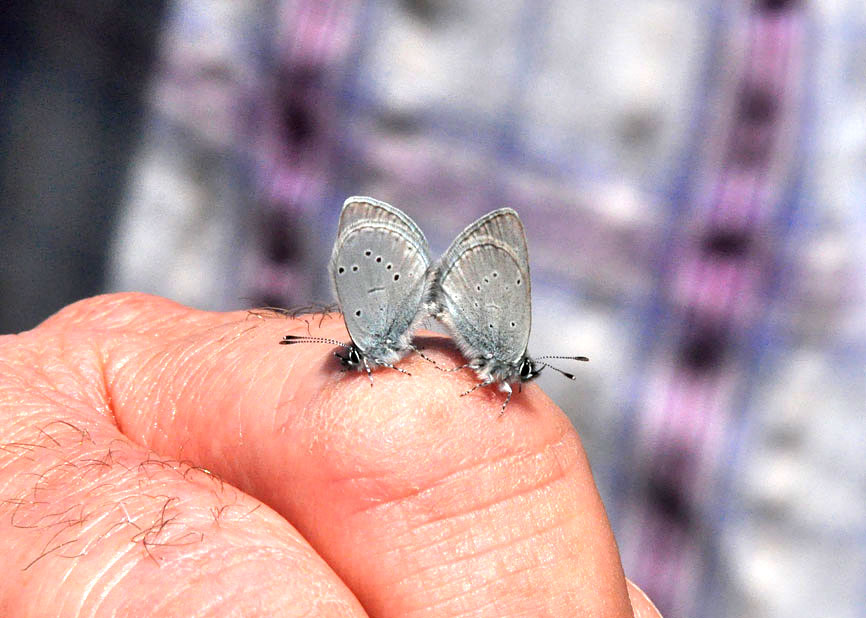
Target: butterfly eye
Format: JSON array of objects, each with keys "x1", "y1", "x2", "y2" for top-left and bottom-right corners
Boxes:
[{"x1": 348, "y1": 348, "x2": 361, "y2": 365}]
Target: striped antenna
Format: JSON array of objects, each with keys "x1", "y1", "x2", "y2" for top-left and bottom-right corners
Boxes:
[
  {"x1": 536, "y1": 355, "x2": 588, "y2": 381},
  {"x1": 538, "y1": 362, "x2": 576, "y2": 380},
  {"x1": 280, "y1": 335, "x2": 350, "y2": 348}
]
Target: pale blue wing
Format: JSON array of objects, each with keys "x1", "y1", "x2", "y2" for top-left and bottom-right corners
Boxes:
[
  {"x1": 433, "y1": 208, "x2": 531, "y2": 365},
  {"x1": 330, "y1": 197, "x2": 430, "y2": 356}
]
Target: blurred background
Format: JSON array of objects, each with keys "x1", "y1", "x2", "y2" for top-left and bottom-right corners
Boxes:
[{"x1": 2, "y1": 1, "x2": 864, "y2": 616}]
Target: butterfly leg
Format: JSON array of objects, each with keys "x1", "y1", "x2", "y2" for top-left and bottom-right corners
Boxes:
[
  {"x1": 408, "y1": 344, "x2": 440, "y2": 367},
  {"x1": 460, "y1": 377, "x2": 495, "y2": 397},
  {"x1": 435, "y1": 362, "x2": 475, "y2": 373},
  {"x1": 362, "y1": 357, "x2": 374, "y2": 386},
  {"x1": 377, "y1": 362, "x2": 412, "y2": 377},
  {"x1": 498, "y1": 383, "x2": 513, "y2": 416}
]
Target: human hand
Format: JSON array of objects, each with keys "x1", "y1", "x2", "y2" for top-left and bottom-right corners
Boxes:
[{"x1": 0, "y1": 293, "x2": 660, "y2": 617}]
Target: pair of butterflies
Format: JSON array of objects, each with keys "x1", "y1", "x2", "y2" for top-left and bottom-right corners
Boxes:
[{"x1": 281, "y1": 196, "x2": 588, "y2": 412}]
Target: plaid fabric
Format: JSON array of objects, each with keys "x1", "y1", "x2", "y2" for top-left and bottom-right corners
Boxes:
[{"x1": 109, "y1": 2, "x2": 866, "y2": 616}]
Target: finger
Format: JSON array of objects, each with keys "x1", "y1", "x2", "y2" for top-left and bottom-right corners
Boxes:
[
  {"x1": 0, "y1": 317, "x2": 368, "y2": 615},
  {"x1": 627, "y1": 579, "x2": 663, "y2": 618},
  {"x1": 51, "y1": 293, "x2": 635, "y2": 616}
]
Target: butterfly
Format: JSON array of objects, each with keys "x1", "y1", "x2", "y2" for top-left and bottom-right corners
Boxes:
[
  {"x1": 280, "y1": 196, "x2": 432, "y2": 382},
  {"x1": 429, "y1": 208, "x2": 588, "y2": 412}
]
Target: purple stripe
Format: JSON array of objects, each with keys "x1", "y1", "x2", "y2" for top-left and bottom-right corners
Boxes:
[{"x1": 622, "y1": 5, "x2": 807, "y2": 614}]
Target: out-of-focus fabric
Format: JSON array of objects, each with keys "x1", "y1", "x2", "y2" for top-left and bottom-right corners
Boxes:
[{"x1": 108, "y1": 2, "x2": 866, "y2": 617}]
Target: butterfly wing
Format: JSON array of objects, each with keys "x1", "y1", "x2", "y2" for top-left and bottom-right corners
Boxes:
[
  {"x1": 330, "y1": 196, "x2": 431, "y2": 359},
  {"x1": 432, "y1": 208, "x2": 531, "y2": 365}
]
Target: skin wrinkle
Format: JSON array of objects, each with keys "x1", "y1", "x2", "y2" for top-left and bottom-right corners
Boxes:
[
  {"x1": 188, "y1": 581, "x2": 263, "y2": 618},
  {"x1": 247, "y1": 337, "x2": 299, "y2": 435},
  {"x1": 155, "y1": 338, "x2": 209, "y2": 443},
  {"x1": 0, "y1": 427, "x2": 53, "y2": 469},
  {"x1": 157, "y1": 347, "x2": 194, "y2": 432},
  {"x1": 139, "y1": 544, "x2": 333, "y2": 618},
  {"x1": 77, "y1": 541, "x2": 140, "y2": 617},
  {"x1": 244, "y1": 327, "x2": 314, "y2": 437},
  {"x1": 152, "y1": 360, "x2": 188, "y2": 448},
  {"x1": 332, "y1": 417, "x2": 574, "y2": 549},
  {"x1": 148, "y1": 341, "x2": 194, "y2": 412},
  {"x1": 0, "y1": 358, "x2": 39, "y2": 400},
  {"x1": 23, "y1": 342, "x2": 104, "y2": 416},
  {"x1": 97, "y1": 336, "x2": 144, "y2": 404},
  {"x1": 383, "y1": 432, "x2": 577, "y2": 531},
  {"x1": 186, "y1": 345, "x2": 252, "y2": 482},
  {"x1": 403, "y1": 550, "x2": 581, "y2": 618},
  {"x1": 238, "y1": 324, "x2": 305, "y2": 446},
  {"x1": 100, "y1": 520, "x2": 286, "y2": 616},
  {"x1": 292, "y1": 369, "x2": 362, "y2": 447},
  {"x1": 336, "y1": 444, "x2": 586, "y2": 611},
  {"x1": 47, "y1": 294, "x2": 187, "y2": 336},
  {"x1": 351, "y1": 446, "x2": 580, "y2": 584},
  {"x1": 30, "y1": 475, "x2": 162, "y2": 567},
  {"x1": 11, "y1": 381, "x2": 94, "y2": 433},
  {"x1": 195, "y1": 327, "x2": 273, "y2": 449},
  {"x1": 392, "y1": 504, "x2": 581, "y2": 607},
  {"x1": 193, "y1": 578, "x2": 294, "y2": 618},
  {"x1": 234, "y1": 359, "x2": 260, "y2": 450},
  {"x1": 54, "y1": 505, "x2": 139, "y2": 596},
  {"x1": 422, "y1": 595, "x2": 502, "y2": 618},
  {"x1": 55, "y1": 341, "x2": 109, "y2": 413},
  {"x1": 184, "y1": 588, "x2": 233, "y2": 618},
  {"x1": 272, "y1": 350, "x2": 299, "y2": 437},
  {"x1": 177, "y1": 327, "x2": 237, "y2": 395},
  {"x1": 271, "y1": 335, "x2": 364, "y2": 454},
  {"x1": 113, "y1": 345, "x2": 169, "y2": 443}
]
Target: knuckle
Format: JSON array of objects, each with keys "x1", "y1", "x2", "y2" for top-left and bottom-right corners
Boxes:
[{"x1": 38, "y1": 293, "x2": 189, "y2": 333}]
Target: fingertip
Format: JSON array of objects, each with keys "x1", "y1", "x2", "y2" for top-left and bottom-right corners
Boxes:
[
  {"x1": 627, "y1": 579, "x2": 664, "y2": 618},
  {"x1": 291, "y1": 338, "x2": 633, "y2": 615}
]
